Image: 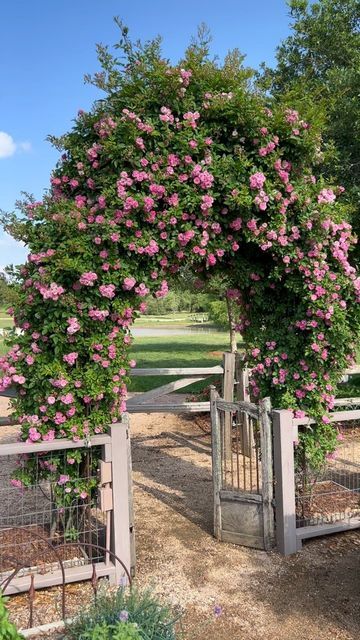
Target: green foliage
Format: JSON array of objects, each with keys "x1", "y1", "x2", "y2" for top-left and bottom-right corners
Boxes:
[
  {"x1": 144, "y1": 288, "x2": 211, "y2": 315},
  {"x1": 65, "y1": 586, "x2": 178, "y2": 640},
  {"x1": 208, "y1": 300, "x2": 228, "y2": 327},
  {"x1": 78, "y1": 620, "x2": 141, "y2": 640},
  {"x1": 0, "y1": 593, "x2": 24, "y2": 640},
  {"x1": 0, "y1": 273, "x2": 18, "y2": 308},
  {"x1": 259, "y1": 0, "x2": 360, "y2": 251}
]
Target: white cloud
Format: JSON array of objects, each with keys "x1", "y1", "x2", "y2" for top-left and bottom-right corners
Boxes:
[
  {"x1": 0, "y1": 132, "x2": 16, "y2": 158},
  {"x1": 0, "y1": 132, "x2": 32, "y2": 158}
]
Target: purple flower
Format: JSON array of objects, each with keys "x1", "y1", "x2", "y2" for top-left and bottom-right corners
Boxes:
[
  {"x1": 214, "y1": 605, "x2": 223, "y2": 618},
  {"x1": 119, "y1": 609, "x2": 129, "y2": 622}
]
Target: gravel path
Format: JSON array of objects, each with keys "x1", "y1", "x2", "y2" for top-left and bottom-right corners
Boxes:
[
  {"x1": 131, "y1": 412, "x2": 360, "y2": 640},
  {"x1": 1, "y1": 397, "x2": 360, "y2": 639}
]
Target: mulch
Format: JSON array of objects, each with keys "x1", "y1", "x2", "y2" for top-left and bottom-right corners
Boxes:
[{"x1": 0, "y1": 525, "x2": 87, "y2": 577}]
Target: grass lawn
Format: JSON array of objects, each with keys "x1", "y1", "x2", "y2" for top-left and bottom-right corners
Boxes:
[
  {"x1": 134, "y1": 312, "x2": 213, "y2": 328},
  {"x1": 128, "y1": 332, "x2": 234, "y2": 393},
  {"x1": 0, "y1": 339, "x2": 7, "y2": 356},
  {"x1": 0, "y1": 318, "x2": 13, "y2": 329}
]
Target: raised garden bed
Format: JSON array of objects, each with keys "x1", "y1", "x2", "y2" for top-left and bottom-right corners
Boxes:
[
  {"x1": 296, "y1": 480, "x2": 360, "y2": 527},
  {"x1": 0, "y1": 525, "x2": 91, "y2": 582}
]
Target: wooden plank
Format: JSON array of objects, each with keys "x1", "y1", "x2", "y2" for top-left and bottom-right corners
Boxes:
[
  {"x1": 130, "y1": 366, "x2": 223, "y2": 376},
  {"x1": 333, "y1": 397, "x2": 360, "y2": 405},
  {"x1": 220, "y1": 498, "x2": 264, "y2": 546},
  {"x1": 296, "y1": 517, "x2": 360, "y2": 540},
  {"x1": 100, "y1": 461, "x2": 112, "y2": 484},
  {"x1": 344, "y1": 366, "x2": 360, "y2": 375},
  {"x1": 294, "y1": 408, "x2": 360, "y2": 427},
  {"x1": 210, "y1": 386, "x2": 222, "y2": 540},
  {"x1": 0, "y1": 367, "x2": 224, "y2": 401},
  {"x1": 222, "y1": 352, "x2": 236, "y2": 464},
  {"x1": 235, "y1": 356, "x2": 254, "y2": 456},
  {"x1": 127, "y1": 401, "x2": 210, "y2": 414},
  {"x1": 220, "y1": 530, "x2": 265, "y2": 549},
  {"x1": 259, "y1": 397, "x2": 275, "y2": 550},
  {"x1": 0, "y1": 417, "x2": 17, "y2": 427},
  {"x1": 0, "y1": 434, "x2": 111, "y2": 457},
  {"x1": 0, "y1": 386, "x2": 17, "y2": 398},
  {"x1": 216, "y1": 399, "x2": 259, "y2": 420},
  {"x1": 2, "y1": 561, "x2": 116, "y2": 596},
  {"x1": 128, "y1": 377, "x2": 206, "y2": 406},
  {"x1": 100, "y1": 487, "x2": 113, "y2": 511},
  {"x1": 219, "y1": 489, "x2": 263, "y2": 503},
  {"x1": 272, "y1": 409, "x2": 298, "y2": 555}
]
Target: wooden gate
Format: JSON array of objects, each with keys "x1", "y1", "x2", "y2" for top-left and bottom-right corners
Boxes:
[{"x1": 211, "y1": 388, "x2": 274, "y2": 550}]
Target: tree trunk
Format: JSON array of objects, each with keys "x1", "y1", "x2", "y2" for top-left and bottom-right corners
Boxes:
[{"x1": 226, "y1": 296, "x2": 237, "y2": 353}]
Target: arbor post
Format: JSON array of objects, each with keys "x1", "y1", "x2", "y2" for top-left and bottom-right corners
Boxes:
[{"x1": 272, "y1": 409, "x2": 298, "y2": 555}]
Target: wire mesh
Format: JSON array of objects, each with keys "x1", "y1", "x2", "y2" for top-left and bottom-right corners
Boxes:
[
  {"x1": 0, "y1": 447, "x2": 106, "y2": 581},
  {"x1": 219, "y1": 408, "x2": 261, "y2": 494},
  {"x1": 295, "y1": 421, "x2": 360, "y2": 528}
]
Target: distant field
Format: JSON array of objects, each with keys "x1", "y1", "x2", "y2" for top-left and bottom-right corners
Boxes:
[{"x1": 134, "y1": 312, "x2": 212, "y2": 328}]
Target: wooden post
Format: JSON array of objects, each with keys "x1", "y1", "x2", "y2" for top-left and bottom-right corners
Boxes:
[
  {"x1": 109, "y1": 417, "x2": 132, "y2": 584},
  {"x1": 126, "y1": 417, "x2": 136, "y2": 577},
  {"x1": 235, "y1": 354, "x2": 253, "y2": 457},
  {"x1": 222, "y1": 352, "x2": 235, "y2": 463},
  {"x1": 272, "y1": 409, "x2": 298, "y2": 555},
  {"x1": 210, "y1": 386, "x2": 222, "y2": 540},
  {"x1": 259, "y1": 398, "x2": 275, "y2": 550}
]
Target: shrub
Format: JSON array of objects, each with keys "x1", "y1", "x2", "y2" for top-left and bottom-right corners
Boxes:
[
  {"x1": 208, "y1": 301, "x2": 228, "y2": 328},
  {"x1": 0, "y1": 592, "x2": 24, "y2": 640},
  {"x1": 65, "y1": 586, "x2": 178, "y2": 640}
]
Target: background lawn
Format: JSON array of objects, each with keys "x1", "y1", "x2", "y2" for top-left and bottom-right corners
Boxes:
[
  {"x1": 128, "y1": 332, "x2": 239, "y2": 393},
  {"x1": 134, "y1": 312, "x2": 213, "y2": 328}
]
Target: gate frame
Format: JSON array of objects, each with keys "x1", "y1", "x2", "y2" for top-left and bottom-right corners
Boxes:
[{"x1": 211, "y1": 387, "x2": 275, "y2": 551}]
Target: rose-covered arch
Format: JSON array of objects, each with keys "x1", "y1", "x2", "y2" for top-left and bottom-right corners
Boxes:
[{"x1": 1, "y1": 31, "x2": 359, "y2": 490}]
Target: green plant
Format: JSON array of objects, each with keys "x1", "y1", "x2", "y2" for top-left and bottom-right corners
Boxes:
[
  {"x1": 0, "y1": 592, "x2": 24, "y2": 640},
  {"x1": 65, "y1": 586, "x2": 178, "y2": 640},
  {"x1": 80, "y1": 620, "x2": 141, "y2": 640}
]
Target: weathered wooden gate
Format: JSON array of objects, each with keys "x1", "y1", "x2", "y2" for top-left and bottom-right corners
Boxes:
[{"x1": 211, "y1": 388, "x2": 274, "y2": 550}]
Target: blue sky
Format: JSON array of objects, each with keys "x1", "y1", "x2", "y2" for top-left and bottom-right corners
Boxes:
[{"x1": 0, "y1": 0, "x2": 293, "y2": 267}]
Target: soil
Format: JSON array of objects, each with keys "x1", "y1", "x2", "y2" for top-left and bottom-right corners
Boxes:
[
  {"x1": 0, "y1": 525, "x2": 87, "y2": 575},
  {"x1": 1, "y1": 397, "x2": 360, "y2": 639},
  {"x1": 296, "y1": 480, "x2": 360, "y2": 525}
]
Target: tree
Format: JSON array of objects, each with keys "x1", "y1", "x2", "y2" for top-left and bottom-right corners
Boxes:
[
  {"x1": 259, "y1": 0, "x2": 360, "y2": 244},
  {"x1": 0, "y1": 271, "x2": 18, "y2": 307}
]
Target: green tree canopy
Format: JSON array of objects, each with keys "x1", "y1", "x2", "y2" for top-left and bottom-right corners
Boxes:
[{"x1": 259, "y1": 0, "x2": 360, "y2": 239}]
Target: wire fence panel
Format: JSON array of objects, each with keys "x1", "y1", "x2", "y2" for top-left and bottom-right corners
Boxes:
[
  {"x1": 0, "y1": 446, "x2": 107, "y2": 583},
  {"x1": 295, "y1": 421, "x2": 360, "y2": 529}
]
